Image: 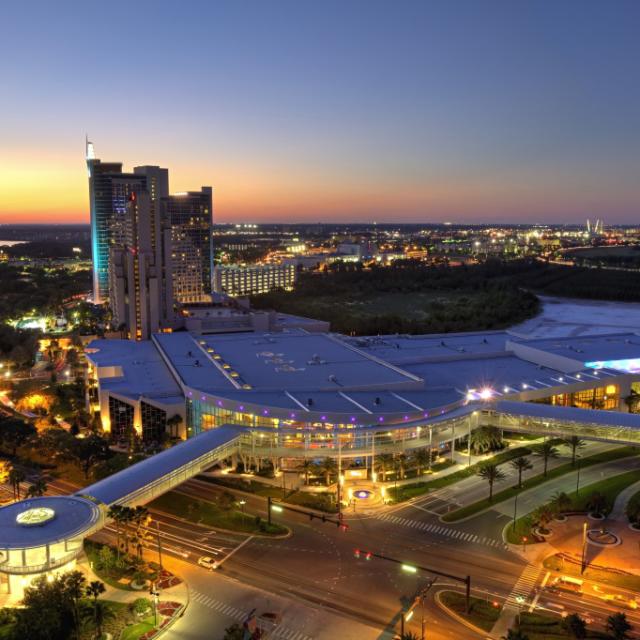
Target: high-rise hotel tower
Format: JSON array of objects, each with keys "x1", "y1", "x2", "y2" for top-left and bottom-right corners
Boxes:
[
  {"x1": 162, "y1": 188, "x2": 213, "y2": 303},
  {"x1": 86, "y1": 140, "x2": 168, "y2": 304}
]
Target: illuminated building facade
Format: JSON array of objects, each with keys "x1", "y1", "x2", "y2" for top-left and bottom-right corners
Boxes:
[
  {"x1": 162, "y1": 188, "x2": 214, "y2": 303},
  {"x1": 213, "y1": 263, "x2": 296, "y2": 296},
  {"x1": 108, "y1": 190, "x2": 174, "y2": 340},
  {"x1": 86, "y1": 140, "x2": 168, "y2": 304}
]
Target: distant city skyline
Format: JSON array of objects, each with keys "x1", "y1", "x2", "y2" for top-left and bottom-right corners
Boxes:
[{"x1": 1, "y1": 0, "x2": 639, "y2": 224}]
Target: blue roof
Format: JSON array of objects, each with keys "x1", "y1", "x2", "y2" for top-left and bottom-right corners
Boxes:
[
  {"x1": 404, "y1": 356, "x2": 562, "y2": 391},
  {"x1": 0, "y1": 496, "x2": 101, "y2": 550},
  {"x1": 193, "y1": 331, "x2": 419, "y2": 391},
  {"x1": 495, "y1": 400, "x2": 640, "y2": 429},
  {"x1": 80, "y1": 425, "x2": 241, "y2": 506},
  {"x1": 344, "y1": 331, "x2": 509, "y2": 364},
  {"x1": 86, "y1": 339, "x2": 181, "y2": 401},
  {"x1": 510, "y1": 333, "x2": 640, "y2": 364}
]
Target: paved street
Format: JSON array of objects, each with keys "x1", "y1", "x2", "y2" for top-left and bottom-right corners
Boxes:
[{"x1": 6, "y1": 453, "x2": 640, "y2": 640}]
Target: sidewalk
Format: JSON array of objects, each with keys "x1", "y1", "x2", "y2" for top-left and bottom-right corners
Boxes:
[
  {"x1": 493, "y1": 455, "x2": 640, "y2": 519},
  {"x1": 429, "y1": 441, "x2": 614, "y2": 512}
]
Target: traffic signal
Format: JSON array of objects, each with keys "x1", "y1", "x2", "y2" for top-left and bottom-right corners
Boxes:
[{"x1": 354, "y1": 549, "x2": 361, "y2": 558}]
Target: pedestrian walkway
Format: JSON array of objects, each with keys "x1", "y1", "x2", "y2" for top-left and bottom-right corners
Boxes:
[
  {"x1": 191, "y1": 590, "x2": 313, "y2": 640},
  {"x1": 609, "y1": 477, "x2": 640, "y2": 520},
  {"x1": 489, "y1": 563, "x2": 541, "y2": 639},
  {"x1": 375, "y1": 513, "x2": 506, "y2": 549}
]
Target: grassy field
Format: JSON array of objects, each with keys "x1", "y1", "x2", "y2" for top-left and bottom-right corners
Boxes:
[
  {"x1": 506, "y1": 467, "x2": 640, "y2": 544},
  {"x1": 149, "y1": 491, "x2": 288, "y2": 535},
  {"x1": 120, "y1": 615, "x2": 155, "y2": 640},
  {"x1": 387, "y1": 446, "x2": 533, "y2": 502},
  {"x1": 439, "y1": 591, "x2": 502, "y2": 632},
  {"x1": 443, "y1": 447, "x2": 639, "y2": 522}
]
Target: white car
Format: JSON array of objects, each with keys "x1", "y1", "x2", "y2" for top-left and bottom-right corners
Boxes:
[{"x1": 197, "y1": 556, "x2": 218, "y2": 570}]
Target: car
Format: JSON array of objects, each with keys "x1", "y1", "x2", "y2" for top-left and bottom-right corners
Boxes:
[{"x1": 197, "y1": 556, "x2": 218, "y2": 570}]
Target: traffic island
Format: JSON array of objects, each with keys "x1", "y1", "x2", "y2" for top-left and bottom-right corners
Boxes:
[
  {"x1": 436, "y1": 590, "x2": 502, "y2": 634},
  {"x1": 148, "y1": 491, "x2": 289, "y2": 536}
]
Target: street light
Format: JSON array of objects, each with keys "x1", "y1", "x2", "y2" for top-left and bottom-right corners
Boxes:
[{"x1": 239, "y1": 499, "x2": 246, "y2": 522}]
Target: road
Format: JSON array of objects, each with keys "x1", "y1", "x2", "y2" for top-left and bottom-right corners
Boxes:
[{"x1": 4, "y1": 462, "x2": 640, "y2": 639}]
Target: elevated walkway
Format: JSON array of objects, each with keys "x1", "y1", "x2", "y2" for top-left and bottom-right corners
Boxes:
[
  {"x1": 78, "y1": 425, "x2": 241, "y2": 507},
  {"x1": 491, "y1": 400, "x2": 640, "y2": 445}
]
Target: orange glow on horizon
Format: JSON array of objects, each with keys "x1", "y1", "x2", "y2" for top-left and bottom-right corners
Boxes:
[{"x1": 1, "y1": 150, "x2": 637, "y2": 224}]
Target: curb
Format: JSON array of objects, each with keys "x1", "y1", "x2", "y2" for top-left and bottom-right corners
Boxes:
[{"x1": 434, "y1": 589, "x2": 491, "y2": 638}]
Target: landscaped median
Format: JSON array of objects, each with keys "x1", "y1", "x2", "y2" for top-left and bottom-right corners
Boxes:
[
  {"x1": 436, "y1": 590, "x2": 502, "y2": 633},
  {"x1": 442, "y1": 446, "x2": 639, "y2": 523},
  {"x1": 506, "y1": 467, "x2": 640, "y2": 544},
  {"x1": 386, "y1": 446, "x2": 533, "y2": 502},
  {"x1": 201, "y1": 474, "x2": 338, "y2": 513},
  {"x1": 149, "y1": 491, "x2": 289, "y2": 535}
]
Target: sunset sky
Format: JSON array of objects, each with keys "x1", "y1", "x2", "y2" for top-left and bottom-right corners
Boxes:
[{"x1": 1, "y1": 1, "x2": 639, "y2": 224}]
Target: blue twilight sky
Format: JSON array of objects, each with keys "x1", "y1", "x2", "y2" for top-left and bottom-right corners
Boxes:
[{"x1": 1, "y1": 0, "x2": 639, "y2": 223}]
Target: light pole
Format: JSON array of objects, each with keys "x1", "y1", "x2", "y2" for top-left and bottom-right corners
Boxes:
[
  {"x1": 575, "y1": 455, "x2": 581, "y2": 497},
  {"x1": 150, "y1": 583, "x2": 160, "y2": 627},
  {"x1": 155, "y1": 520, "x2": 163, "y2": 570},
  {"x1": 239, "y1": 499, "x2": 246, "y2": 522},
  {"x1": 513, "y1": 492, "x2": 518, "y2": 535}
]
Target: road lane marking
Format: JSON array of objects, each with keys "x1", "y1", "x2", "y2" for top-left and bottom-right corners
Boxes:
[
  {"x1": 376, "y1": 513, "x2": 501, "y2": 547},
  {"x1": 216, "y1": 535, "x2": 254, "y2": 569},
  {"x1": 191, "y1": 590, "x2": 313, "y2": 640},
  {"x1": 529, "y1": 571, "x2": 550, "y2": 612}
]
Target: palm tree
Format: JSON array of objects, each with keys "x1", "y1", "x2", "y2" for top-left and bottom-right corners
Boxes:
[
  {"x1": 63, "y1": 570, "x2": 86, "y2": 639},
  {"x1": 374, "y1": 453, "x2": 394, "y2": 480},
  {"x1": 297, "y1": 458, "x2": 315, "y2": 485},
  {"x1": 470, "y1": 426, "x2": 503, "y2": 454},
  {"x1": 532, "y1": 504, "x2": 554, "y2": 533},
  {"x1": 82, "y1": 583, "x2": 114, "y2": 640},
  {"x1": 8, "y1": 468, "x2": 25, "y2": 500},
  {"x1": 107, "y1": 505, "x2": 125, "y2": 559},
  {"x1": 25, "y1": 477, "x2": 47, "y2": 498},
  {"x1": 586, "y1": 491, "x2": 607, "y2": 517},
  {"x1": 562, "y1": 613, "x2": 587, "y2": 639},
  {"x1": 401, "y1": 633, "x2": 420, "y2": 640},
  {"x1": 606, "y1": 612, "x2": 633, "y2": 640},
  {"x1": 477, "y1": 462, "x2": 506, "y2": 502},
  {"x1": 397, "y1": 453, "x2": 408, "y2": 480},
  {"x1": 318, "y1": 457, "x2": 337, "y2": 486},
  {"x1": 563, "y1": 436, "x2": 586, "y2": 466},
  {"x1": 533, "y1": 442, "x2": 559, "y2": 476},
  {"x1": 510, "y1": 456, "x2": 533, "y2": 488},
  {"x1": 86, "y1": 579, "x2": 106, "y2": 602},
  {"x1": 412, "y1": 448, "x2": 430, "y2": 476},
  {"x1": 166, "y1": 413, "x2": 182, "y2": 438},
  {"x1": 550, "y1": 491, "x2": 572, "y2": 515}
]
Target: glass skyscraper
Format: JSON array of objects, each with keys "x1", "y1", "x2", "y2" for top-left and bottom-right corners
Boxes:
[{"x1": 86, "y1": 140, "x2": 168, "y2": 304}]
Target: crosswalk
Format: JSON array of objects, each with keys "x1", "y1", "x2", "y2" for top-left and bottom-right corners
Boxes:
[
  {"x1": 504, "y1": 563, "x2": 541, "y2": 609},
  {"x1": 191, "y1": 590, "x2": 313, "y2": 640},
  {"x1": 376, "y1": 513, "x2": 506, "y2": 549}
]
